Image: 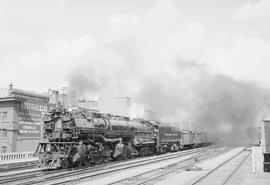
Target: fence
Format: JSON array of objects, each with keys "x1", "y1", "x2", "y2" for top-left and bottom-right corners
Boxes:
[{"x1": 0, "y1": 151, "x2": 38, "y2": 165}]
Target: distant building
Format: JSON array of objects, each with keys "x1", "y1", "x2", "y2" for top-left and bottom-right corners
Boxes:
[
  {"x1": 78, "y1": 97, "x2": 161, "y2": 120},
  {"x1": 0, "y1": 84, "x2": 49, "y2": 153},
  {"x1": 161, "y1": 116, "x2": 194, "y2": 130},
  {"x1": 77, "y1": 100, "x2": 99, "y2": 112},
  {"x1": 78, "y1": 97, "x2": 130, "y2": 116},
  {"x1": 143, "y1": 109, "x2": 161, "y2": 121},
  {"x1": 98, "y1": 97, "x2": 131, "y2": 117},
  {"x1": 47, "y1": 88, "x2": 68, "y2": 107}
]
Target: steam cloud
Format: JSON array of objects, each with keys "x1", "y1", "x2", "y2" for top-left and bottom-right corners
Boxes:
[{"x1": 67, "y1": 0, "x2": 270, "y2": 144}]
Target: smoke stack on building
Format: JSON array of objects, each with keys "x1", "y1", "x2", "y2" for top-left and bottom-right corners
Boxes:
[{"x1": 8, "y1": 82, "x2": 13, "y2": 96}]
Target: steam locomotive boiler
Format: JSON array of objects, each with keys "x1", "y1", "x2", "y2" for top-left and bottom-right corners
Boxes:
[{"x1": 35, "y1": 108, "x2": 159, "y2": 169}]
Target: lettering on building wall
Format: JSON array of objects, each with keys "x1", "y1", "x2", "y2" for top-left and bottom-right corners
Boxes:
[
  {"x1": 18, "y1": 121, "x2": 41, "y2": 136},
  {"x1": 21, "y1": 102, "x2": 48, "y2": 112},
  {"x1": 18, "y1": 101, "x2": 49, "y2": 138}
]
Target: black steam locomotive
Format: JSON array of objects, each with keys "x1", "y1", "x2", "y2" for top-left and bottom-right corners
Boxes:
[{"x1": 35, "y1": 108, "x2": 209, "y2": 169}]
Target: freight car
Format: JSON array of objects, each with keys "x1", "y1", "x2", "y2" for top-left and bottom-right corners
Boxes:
[
  {"x1": 158, "y1": 127, "x2": 209, "y2": 152},
  {"x1": 35, "y1": 108, "x2": 209, "y2": 169},
  {"x1": 181, "y1": 130, "x2": 195, "y2": 149},
  {"x1": 194, "y1": 132, "x2": 208, "y2": 147}
]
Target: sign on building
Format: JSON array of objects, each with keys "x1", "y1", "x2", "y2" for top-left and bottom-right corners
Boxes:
[{"x1": 17, "y1": 101, "x2": 49, "y2": 137}]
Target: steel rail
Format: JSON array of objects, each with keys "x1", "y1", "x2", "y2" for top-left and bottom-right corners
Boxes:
[
  {"x1": 108, "y1": 147, "x2": 228, "y2": 185},
  {"x1": 0, "y1": 147, "x2": 213, "y2": 185},
  {"x1": 27, "y1": 147, "x2": 211, "y2": 185},
  {"x1": 0, "y1": 162, "x2": 37, "y2": 173},
  {"x1": 222, "y1": 150, "x2": 251, "y2": 185},
  {"x1": 191, "y1": 147, "x2": 250, "y2": 185}
]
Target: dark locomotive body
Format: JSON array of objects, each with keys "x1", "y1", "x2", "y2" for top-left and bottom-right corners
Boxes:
[
  {"x1": 36, "y1": 108, "x2": 209, "y2": 169},
  {"x1": 36, "y1": 108, "x2": 159, "y2": 169}
]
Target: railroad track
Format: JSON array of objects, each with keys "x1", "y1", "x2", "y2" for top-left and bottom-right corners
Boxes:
[
  {"x1": 0, "y1": 161, "x2": 37, "y2": 173},
  {"x1": 0, "y1": 154, "x2": 161, "y2": 183},
  {"x1": 221, "y1": 152, "x2": 250, "y2": 185},
  {"x1": 0, "y1": 167, "x2": 49, "y2": 184},
  {"x1": 107, "y1": 147, "x2": 229, "y2": 185},
  {"x1": 0, "y1": 147, "x2": 213, "y2": 185},
  {"x1": 191, "y1": 147, "x2": 251, "y2": 185},
  {"x1": 43, "y1": 147, "x2": 221, "y2": 185},
  {"x1": 30, "y1": 148, "x2": 210, "y2": 185}
]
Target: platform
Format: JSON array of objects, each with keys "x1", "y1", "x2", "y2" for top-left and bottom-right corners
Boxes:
[
  {"x1": 224, "y1": 150, "x2": 270, "y2": 185},
  {"x1": 155, "y1": 147, "x2": 270, "y2": 185},
  {"x1": 252, "y1": 145, "x2": 263, "y2": 172}
]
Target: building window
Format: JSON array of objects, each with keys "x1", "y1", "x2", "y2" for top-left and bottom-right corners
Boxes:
[
  {"x1": 0, "y1": 129, "x2": 7, "y2": 137},
  {"x1": 1, "y1": 112, "x2": 8, "y2": 121},
  {"x1": 1, "y1": 146, "x2": 7, "y2": 153}
]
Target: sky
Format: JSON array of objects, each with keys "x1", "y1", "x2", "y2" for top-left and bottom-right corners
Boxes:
[
  {"x1": 2, "y1": 0, "x2": 270, "y2": 131},
  {"x1": 1, "y1": 0, "x2": 269, "y2": 92}
]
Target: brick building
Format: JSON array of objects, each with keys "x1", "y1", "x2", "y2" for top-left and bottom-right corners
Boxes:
[{"x1": 0, "y1": 84, "x2": 49, "y2": 153}]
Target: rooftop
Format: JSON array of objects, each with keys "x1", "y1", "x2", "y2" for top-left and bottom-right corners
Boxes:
[{"x1": 0, "y1": 84, "x2": 49, "y2": 102}]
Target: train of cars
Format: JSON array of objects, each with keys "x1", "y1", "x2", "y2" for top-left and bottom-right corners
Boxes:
[{"x1": 35, "y1": 108, "x2": 210, "y2": 169}]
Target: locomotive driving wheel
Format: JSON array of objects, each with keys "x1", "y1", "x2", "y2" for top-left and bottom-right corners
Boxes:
[
  {"x1": 61, "y1": 159, "x2": 70, "y2": 169},
  {"x1": 76, "y1": 158, "x2": 85, "y2": 167},
  {"x1": 84, "y1": 157, "x2": 92, "y2": 166},
  {"x1": 103, "y1": 156, "x2": 110, "y2": 163},
  {"x1": 95, "y1": 157, "x2": 102, "y2": 164}
]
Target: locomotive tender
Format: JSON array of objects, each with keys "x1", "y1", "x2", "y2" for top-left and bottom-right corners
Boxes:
[{"x1": 35, "y1": 108, "x2": 209, "y2": 169}]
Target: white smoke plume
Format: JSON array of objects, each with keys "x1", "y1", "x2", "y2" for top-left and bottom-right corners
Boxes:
[{"x1": 67, "y1": 0, "x2": 270, "y2": 143}]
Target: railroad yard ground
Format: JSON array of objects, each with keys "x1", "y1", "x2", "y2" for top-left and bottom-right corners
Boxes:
[
  {"x1": 0, "y1": 161, "x2": 37, "y2": 174},
  {"x1": 1, "y1": 146, "x2": 270, "y2": 185},
  {"x1": 156, "y1": 147, "x2": 270, "y2": 185},
  {"x1": 78, "y1": 146, "x2": 270, "y2": 185}
]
